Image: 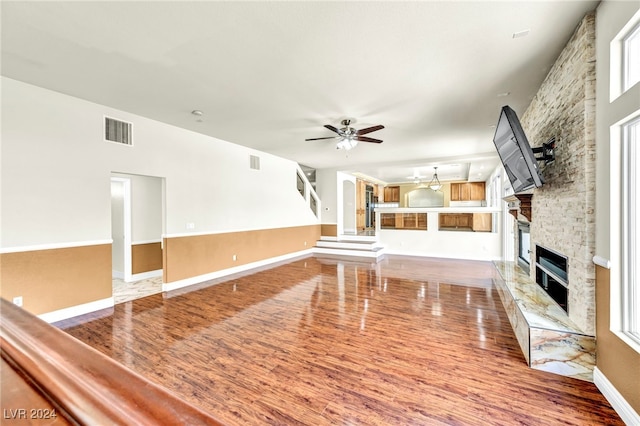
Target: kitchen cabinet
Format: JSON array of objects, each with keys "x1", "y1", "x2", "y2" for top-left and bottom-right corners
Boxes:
[
  {"x1": 472, "y1": 213, "x2": 492, "y2": 232},
  {"x1": 384, "y1": 186, "x2": 400, "y2": 203},
  {"x1": 470, "y1": 183, "x2": 485, "y2": 201},
  {"x1": 439, "y1": 213, "x2": 473, "y2": 230},
  {"x1": 450, "y1": 182, "x2": 485, "y2": 201},
  {"x1": 380, "y1": 213, "x2": 427, "y2": 230},
  {"x1": 440, "y1": 213, "x2": 458, "y2": 228},
  {"x1": 439, "y1": 212, "x2": 492, "y2": 232},
  {"x1": 380, "y1": 213, "x2": 396, "y2": 228}
]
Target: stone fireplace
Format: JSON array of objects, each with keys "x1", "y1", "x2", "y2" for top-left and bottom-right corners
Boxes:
[
  {"x1": 518, "y1": 12, "x2": 596, "y2": 335},
  {"x1": 493, "y1": 12, "x2": 597, "y2": 382}
]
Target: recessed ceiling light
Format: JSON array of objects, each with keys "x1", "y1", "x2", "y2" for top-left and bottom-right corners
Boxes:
[
  {"x1": 497, "y1": 92, "x2": 511, "y2": 97},
  {"x1": 513, "y1": 29, "x2": 530, "y2": 39}
]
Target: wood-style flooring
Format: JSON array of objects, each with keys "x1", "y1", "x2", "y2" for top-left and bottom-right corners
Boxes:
[{"x1": 56, "y1": 255, "x2": 622, "y2": 425}]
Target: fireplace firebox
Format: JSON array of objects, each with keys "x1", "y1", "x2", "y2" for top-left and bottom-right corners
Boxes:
[{"x1": 535, "y1": 245, "x2": 568, "y2": 312}]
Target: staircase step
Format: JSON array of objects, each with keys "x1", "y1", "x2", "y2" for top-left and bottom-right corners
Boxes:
[
  {"x1": 314, "y1": 238, "x2": 386, "y2": 260},
  {"x1": 320, "y1": 235, "x2": 377, "y2": 243},
  {"x1": 314, "y1": 246, "x2": 385, "y2": 260},
  {"x1": 315, "y1": 240, "x2": 383, "y2": 251}
]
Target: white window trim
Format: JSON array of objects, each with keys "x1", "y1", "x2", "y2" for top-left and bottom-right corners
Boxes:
[
  {"x1": 610, "y1": 8, "x2": 640, "y2": 101},
  {"x1": 623, "y1": 22, "x2": 640, "y2": 92},
  {"x1": 611, "y1": 112, "x2": 640, "y2": 354},
  {"x1": 622, "y1": 116, "x2": 640, "y2": 344}
]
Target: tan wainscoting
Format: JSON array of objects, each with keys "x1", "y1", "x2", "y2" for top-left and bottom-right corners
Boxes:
[
  {"x1": 163, "y1": 225, "x2": 320, "y2": 283},
  {"x1": 0, "y1": 244, "x2": 112, "y2": 315},
  {"x1": 321, "y1": 224, "x2": 337, "y2": 237},
  {"x1": 595, "y1": 265, "x2": 640, "y2": 414},
  {"x1": 132, "y1": 242, "x2": 163, "y2": 274}
]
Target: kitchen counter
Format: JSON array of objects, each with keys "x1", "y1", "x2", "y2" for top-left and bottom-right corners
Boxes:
[
  {"x1": 374, "y1": 206, "x2": 501, "y2": 213},
  {"x1": 373, "y1": 208, "x2": 502, "y2": 261},
  {"x1": 376, "y1": 207, "x2": 500, "y2": 232}
]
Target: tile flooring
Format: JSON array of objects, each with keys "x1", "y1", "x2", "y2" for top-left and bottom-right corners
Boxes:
[{"x1": 112, "y1": 276, "x2": 163, "y2": 304}]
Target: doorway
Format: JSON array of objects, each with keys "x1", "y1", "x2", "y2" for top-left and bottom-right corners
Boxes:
[
  {"x1": 365, "y1": 185, "x2": 375, "y2": 229},
  {"x1": 111, "y1": 177, "x2": 131, "y2": 281},
  {"x1": 110, "y1": 174, "x2": 165, "y2": 303}
]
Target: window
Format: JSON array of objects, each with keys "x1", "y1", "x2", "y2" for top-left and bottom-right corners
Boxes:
[
  {"x1": 310, "y1": 194, "x2": 318, "y2": 217},
  {"x1": 622, "y1": 116, "x2": 640, "y2": 343},
  {"x1": 296, "y1": 170, "x2": 306, "y2": 199},
  {"x1": 623, "y1": 23, "x2": 640, "y2": 92}
]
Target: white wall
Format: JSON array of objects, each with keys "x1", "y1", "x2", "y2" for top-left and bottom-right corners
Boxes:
[
  {"x1": 126, "y1": 174, "x2": 163, "y2": 243},
  {"x1": 315, "y1": 168, "x2": 338, "y2": 224},
  {"x1": 1, "y1": 77, "x2": 318, "y2": 249}
]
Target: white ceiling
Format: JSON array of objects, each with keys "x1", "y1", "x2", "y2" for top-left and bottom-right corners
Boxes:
[{"x1": 0, "y1": 1, "x2": 599, "y2": 184}]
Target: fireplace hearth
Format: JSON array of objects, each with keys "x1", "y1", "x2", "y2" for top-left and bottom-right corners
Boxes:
[{"x1": 535, "y1": 245, "x2": 568, "y2": 312}]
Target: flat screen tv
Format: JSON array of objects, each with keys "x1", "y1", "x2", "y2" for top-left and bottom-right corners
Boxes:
[{"x1": 492, "y1": 105, "x2": 544, "y2": 193}]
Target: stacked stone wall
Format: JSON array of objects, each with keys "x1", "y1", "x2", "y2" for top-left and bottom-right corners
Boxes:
[{"x1": 519, "y1": 12, "x2": 596, "y2": 334}]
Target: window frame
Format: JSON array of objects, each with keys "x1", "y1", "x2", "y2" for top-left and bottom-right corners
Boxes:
[
  {"x1": 296, "y1": 170, "x2": 306, "y2": 199},
  {"x1": 310, "y1": 193, "x2": 318, "y2": 217},
  {"x1": 623, "y1": 22, "x2": 640, "y2": 92},
  {"x1": 622, "y1": 116, "x2": 640, "y2": 344}
]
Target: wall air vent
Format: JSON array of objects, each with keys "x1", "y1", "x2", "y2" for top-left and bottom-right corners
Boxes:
[
  {"x1": 105, "y1": 117, "x2": 133, "y2": 146},
  {"x1": 249, "y1": 155, "x2": 261, "y2": 170}
]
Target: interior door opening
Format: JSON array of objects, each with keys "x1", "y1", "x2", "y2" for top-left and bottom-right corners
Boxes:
[{"x1": 110, "y1": 173, "x2": 165, "y2": 303}]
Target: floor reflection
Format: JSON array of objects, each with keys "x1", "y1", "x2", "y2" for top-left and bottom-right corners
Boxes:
[{"x1": 56, "y1": 255, "x2": 621, "y2": 426}]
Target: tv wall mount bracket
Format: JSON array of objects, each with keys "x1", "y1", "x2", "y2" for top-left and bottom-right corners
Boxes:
[{"x1": 532, "y1": 137, "x2": 555, "y2": 164}]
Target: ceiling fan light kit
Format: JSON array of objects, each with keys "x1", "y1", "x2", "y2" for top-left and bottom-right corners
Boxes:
[
  {"x1": 306, "y1": 118, "x2": 384, "y2": 151},
  {"x1": 336, "y1": 138, "x2": 358, "y2": 151}
]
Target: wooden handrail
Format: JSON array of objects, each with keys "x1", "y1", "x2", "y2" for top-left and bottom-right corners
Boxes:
[{"x1": 0, "y1": 298, "x2": 225, "y2": 425}]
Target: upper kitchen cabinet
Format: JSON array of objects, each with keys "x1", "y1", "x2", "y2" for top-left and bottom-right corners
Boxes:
[
  {"x1": 384, "y1": 186, "x2": 400, "y2": 203},
  {"x1": 450, "y1": 182, "x2": 486, "y2": 201}
]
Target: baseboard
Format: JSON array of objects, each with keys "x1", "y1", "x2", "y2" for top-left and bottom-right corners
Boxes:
[
  {"x1": 383, "y1": 249, "x2": 500, "y2": 262},
  {"x1": 38, "y1": 297, "x2": 114, "y2": 323},
  {"x1": 594, "y1": 366, "x2": 640, "y2": 425},
  {"x1": 162, "y1": 249, "x2": 314, "y2": 293},
  {"x1": 112, "y1": 270, "x2": 124, "y2": 279},
  {"x1": 130, "y1": 269, "x2": 162, "y2": 281}
]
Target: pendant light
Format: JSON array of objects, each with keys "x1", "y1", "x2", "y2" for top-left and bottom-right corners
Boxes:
[{"x1": 429, "y1": 167, "x2": 442, "y2": 191}]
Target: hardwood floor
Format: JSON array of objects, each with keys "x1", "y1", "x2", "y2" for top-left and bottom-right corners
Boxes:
[{"x1": 56, "y1": 255, "x2": 622, "y2": 425}]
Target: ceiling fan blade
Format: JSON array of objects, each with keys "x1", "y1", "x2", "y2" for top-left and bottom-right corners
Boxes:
[
  {"x1": 355, "y1": 136, "x2": 383, "y2": 144},
  {"x1": 356, "y1": 125, "x2": 384, "y2": 135},
  {"x1": 324, "y1": 124, "x2": 341, "y2": 134},
  {"x1": 305, "y1": 136, "x2": 339, "y2": 141}
]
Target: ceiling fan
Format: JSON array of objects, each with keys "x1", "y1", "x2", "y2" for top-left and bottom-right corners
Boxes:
[{"x1": 305, "y1": 119, "x2": 384, "y2": 150}]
